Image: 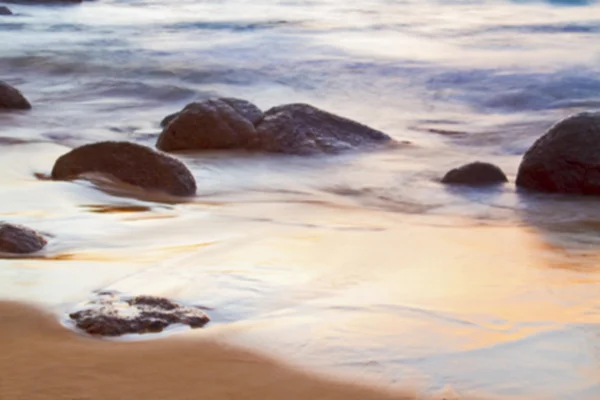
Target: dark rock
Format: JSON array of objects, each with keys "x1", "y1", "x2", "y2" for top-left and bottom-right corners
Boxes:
[
  {"x1": 254, "y1": 103, "x2": 392, "y2": 155},
  {"x1": 442, "y1": 161, "x2": 508, "y2": 186},
  {"x1": 51, "y1": 141, "x2": 196, "y2": 197},
  {"x1": 0, "y1": 81, "x2": 31, "y2": 110},
  {"x1": 157, "y1": 98, "x2": 261, "y2": 151},
  {"x1": 3, "y1": 0, "x2": 82, "y2": 4},
  {"x1": 0, "y1": 223, "x2": 47, "y2": 254},
  {"x1": 516, "y1": 111, "x2": 600, "y2": 194},
  {"x1": 0, "y1": 6, "x2": 12, "y2": 15},
  {"x1": 69, "y1": 293, "x2": 210, "y2": 336},
  {"x1": 160, "y1": 97, "x2": 263, "y2": 129}
]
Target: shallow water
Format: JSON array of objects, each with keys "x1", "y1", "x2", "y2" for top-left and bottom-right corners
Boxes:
[{"x1": 1, "y1": 0, "x2": 600, "y2": 398}]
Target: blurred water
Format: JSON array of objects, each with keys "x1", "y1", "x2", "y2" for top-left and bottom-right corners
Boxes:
[{"x1": 1, "y1": 0, "x2": 600, "y2": 398}]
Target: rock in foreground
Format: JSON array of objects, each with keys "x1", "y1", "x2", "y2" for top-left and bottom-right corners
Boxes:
[
  {"x1": 516, "y1": 111, "x2": 600, "y2": 194},
  {"x1": 0, "y1": 81, "x2": 31, "y2": 110},
  {"x1": 69, "y1": 293, "x2": 210, "y2": 336},
  {"x1": 157, "y1": 100, "x2": 393, "y2": 155},
  {"x1": 51, "y1": 141, "x2": 197, "y2": 197},
  {"x1": 442, "y1": 162, "x2": 508, "y2": 186},
  {"x1": 0, "y1": 6, "x2": 12, "y2": 15},
  {"x1": 0, "y1": 223, "x2": 47, "y2": 254}
]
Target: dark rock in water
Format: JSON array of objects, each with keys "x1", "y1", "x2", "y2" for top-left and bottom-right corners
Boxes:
[
  {"x1": 157, "y1": 98, "x2": 261, "y2": 151},
  {"x1": 158, "y1": 100, "x2": 393, "y2": 155},
  {"x1": 516, "y1": 111, "x2": 600, "y2": 194},
  {"x1": 442, "y1": 161, "x2": 508, "y2": 186},
  {"x1": 3, "y1": 0, "x2": 82, "y2": 4},
  {"x1": 160, "y1": 97, "x2": 263, "y2": 129},
  {"x1": 0, "y1": 6, "x2": 12, "y2": 15},
  {"x1": 51, "y1": 141, "x2": 197, "y2": 197},
  {"x1": 69, "y1": 293, "x2": 210, "y2": 336},
  {"x1": 0, "y1": 223, "x2": 47, "y2": 254},
  {"x1": 0, "y1": 81, "x2": 31, "y2": 110},
  {"x1": 254, "y1": 103, "x2": 392, "y2": 155}
]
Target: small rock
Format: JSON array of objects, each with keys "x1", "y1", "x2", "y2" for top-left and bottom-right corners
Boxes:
[
  {"x1": 516, "y1": 111, "x2": 600, "y2": 194},
  {"x1": 254, "y1": 103, "x2": 393, "y2": 155},
  {"x1": 51, "y1": 141, "x2": 196, "y2": 197},
  {"x1": 157, "y1": 98, "x2": 261, "y2": 151},
  {"x1": 0, "y1": 223, "x2": 47, "y2": 254},
  {"x1": 0, "y1": 81, "x2": 31, "y2": 110},
  {"x1": 0, "y1": 6, "x2": 12, "y2": 15},
  {"x1": 69, "y1": 293, "x2": 210, "y2": 336},
  {"x1": 442, "y1": 162, "x2": 508, "y2": 186}
]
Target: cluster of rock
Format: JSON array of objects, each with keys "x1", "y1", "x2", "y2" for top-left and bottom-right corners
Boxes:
[{"x1": 68, "y1": 292, "x2": 210, "y2": 336}]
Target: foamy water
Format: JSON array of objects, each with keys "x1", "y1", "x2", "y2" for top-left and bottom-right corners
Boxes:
[{"x1": 1, "y1": 0, "x2": 600, "y2": 398}]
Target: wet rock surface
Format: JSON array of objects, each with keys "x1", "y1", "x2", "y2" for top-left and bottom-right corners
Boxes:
[
  {"x1": 255, "y1": 103, "x2": 392, "y2": 155},
  {"x1": 69, "y1": 292, "x2": 210, "y2": 336},
  {"x1": 0, "y1": 81, "x2": 31, "y2": 110},
  {"x1": 158, "y1": 100, "x2": 393, "y2": 155},
  {"x1": 157, "y1": 98, "x2": 261, "y2": 151},
  {"x1": 0, "y1": 6, "x2": 12, "y2": 15},
  {"x1": 0, "y1": 223, "x2": 47, "y2": 254},
  {"x1": 442, "y1": 161, "x2": 508, "y2": 186},
  {"x1": 51, "y1": 141, "x2": 197, "y2": 197},
  {"x1": 516, "y1": 111, "x2": 600, "y2": 195}
]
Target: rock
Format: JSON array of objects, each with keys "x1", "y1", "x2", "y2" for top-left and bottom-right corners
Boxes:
[
  {"x1": 254, "y1": 103, "x2": 392, "y2": 155},
  {"x1": 0, "y1": 6, "x2": 12, "y2": 15},
  {"x1": 0, "y1": 81, "x2": 31, "y2": 110},
  {"x1": 51, "y1": 141, "x2": 197, "y2": 197},
  {"x1": 160, "y1": 97, "x2": 263, "y2": 129},
  {"x1": 157, "y1": 98, "x2": 260, "y2": 152},
  {"x1": 3, "y1": 0, "x2": 82, "y2": 4},
  {"x1": 442, "y1": 162, "x2": 508, "y2": 186},
  {"x1": 69, "y1": 292, "x2": 210, "y2": 336},
  {"x1": 516, "y1": 111, "x2": 600, "y2": 194},
  {"x1": 0, "y1": 223, "x2": 47, "y2": 254}
]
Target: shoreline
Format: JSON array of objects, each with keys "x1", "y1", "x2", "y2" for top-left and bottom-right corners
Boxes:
[{"x1": 0, "y1": 300, "x2": 508, "y2": 400}]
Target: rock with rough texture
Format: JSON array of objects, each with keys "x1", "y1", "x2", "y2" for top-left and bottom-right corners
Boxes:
[
  {"x1": 0, "y1": 224, "x2": 47, "y2": 254},
  {"x1": 157, "y1": 98, "x2": 260, "y2": 151},
  {"x1": 69, "y1": 292, "x2": 210, "y2": 336},
  {"x1": 442, "y1": 162, "x2": 508, "y2": 186},
  {"x1": 516, "y1": 111, "x2": 600, "y2": 194},
  {"x1": 0, "y1": 81, "x2": 31, "y2": 110},
  {"x1": 51, "y1": 141, "x2": 196, "y2": 197},
  {"x1": 160, "y1": 97, "x2": 263, "y2": 128},
  {"x1": 254, "y1": 103, "x2": 392, "y2": 155},
  {"x1": 0, "y1": 6, "x2": 12, "y2": 15}
]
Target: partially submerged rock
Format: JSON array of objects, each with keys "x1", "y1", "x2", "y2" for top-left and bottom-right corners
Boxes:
[
  {"x1": 0, "y1": 223, "x2": 47, "y2": 254},
  {"x1": 255, "y1": 103, "x2": 392, "y2": 155},
  {"x1": 0, "y1": 6, "x2": 12, "y2": 15},
  {"x1": 157, "y1": 98, "x2": 260, "y2": 151},
  {"x1": 69, "y1": 293, "x2": 210, "y2": 336},
  {"x1": 0, "y1": 81, "x2": 31, "y2": 110},
  {"x1": 51, "y1": 141, "x2": 197, "y2": 197},
  {"x1": 442, "y1": 161, "x2": 508, "y2": 186},
  {"x1": 516, "y1": 111, "x2": 600, "y2": 194},
  {"x1": 157, "y1": 100, "x2": 393, "y2": 155}
]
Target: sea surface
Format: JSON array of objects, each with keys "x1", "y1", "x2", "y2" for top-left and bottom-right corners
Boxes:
[{"x1": 1, "y1": 0, "x2": 600, "y2": 398}]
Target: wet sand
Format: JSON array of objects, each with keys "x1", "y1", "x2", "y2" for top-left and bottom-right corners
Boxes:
[{"x1": 0, "y1": 300, "x2": 505, "y2": 400}]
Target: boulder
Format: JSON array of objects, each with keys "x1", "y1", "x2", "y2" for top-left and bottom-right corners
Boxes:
[
  {"x1": 254, "y1": 103, "x2": 392, "y2": 155},
  {"x1": 0, "y1": 223, "x2": 47, "y2": 254},
  {"x1": 0, "y1": 81, "x2": 31, "y2": 110},
  {"x1": 157, "y1": 98, "x2": 260, "y2": 151},
  {"x1": 51, "y1": 141, "x2": 197, "y2": 197},
  {"x1": 442, "y1": 161, "x2": 508, "y2": 186},
  {"x1": 516, "y1": 111, "x2": 600, "y2": 194},
  {"x1": 0, "y1": 6, "x2": 12, "y2": 15},
  {"x1": 157, "y1": 100, "x2": 393, "y2": 155},
  {"x1": 69, "y1": 292, "x2": 210, "y2": 336}
]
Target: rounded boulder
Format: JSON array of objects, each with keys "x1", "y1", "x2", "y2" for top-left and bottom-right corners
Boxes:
[
  {"x1": 442, "y1": 162, "x2": 508, "y2": 186},
  {"x1": 0, "y1": 81, "x2": 31, "y2": 110},
  {"x1": 0, "y1": 223, "x2": 47, "y2": 254},
  {"x1": 51, "y1": 141, "x2": 197, "y2": 197},
  {"x1": 516, "y1": 111, "x2": 600, "y2": 194}
]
